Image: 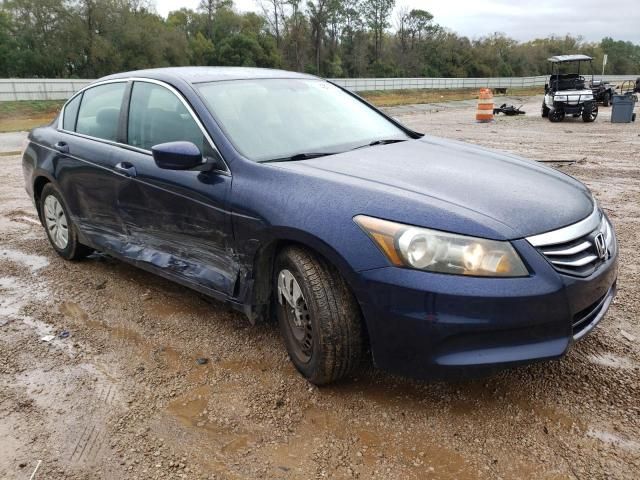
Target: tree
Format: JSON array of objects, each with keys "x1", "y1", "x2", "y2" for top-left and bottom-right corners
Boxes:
[
  {"x1": 307, "y1": 0, "x2": 329, "y2": 74},
  {"x1": 259, "y1": 0, "x2": 286, "y2": 48},
  {"x1": 199, "y1": 0, "x2": 232, "y2": 39},
  {"x1": 361, "y1": 0, "x2": 394, "y2": 61}
]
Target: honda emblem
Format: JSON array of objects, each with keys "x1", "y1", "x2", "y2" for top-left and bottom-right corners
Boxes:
[{"x1": 594, "y1": 233, "x2": 607, "y2": 260}]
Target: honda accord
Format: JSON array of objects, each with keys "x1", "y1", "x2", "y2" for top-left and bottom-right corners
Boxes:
[{"x1": 22, "y1": 67, "x2": 618, "y2": 384}]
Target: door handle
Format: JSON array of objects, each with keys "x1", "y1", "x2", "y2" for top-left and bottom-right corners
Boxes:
[
  {"x1": 114, "y1": 161, "x2": 137, "y2": 177},
  {"x1": 54, "y1": 141, "x2": 69, "y2": 153}
]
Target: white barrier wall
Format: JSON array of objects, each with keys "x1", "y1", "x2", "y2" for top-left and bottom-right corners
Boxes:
[
  {"x1": 1, "y1": 76, "x2": 638, "y2": 101},
  {"x1": 329, "y1": 75, "x2": 639, "y2": 91},
  {"x1": 0, "y1": 79, "x2": 92, "y2": 101}
]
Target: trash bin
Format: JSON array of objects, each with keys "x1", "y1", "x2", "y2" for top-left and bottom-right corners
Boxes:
[{"x1": 611, "y1": 93, "x2": 637, "y2": 123}]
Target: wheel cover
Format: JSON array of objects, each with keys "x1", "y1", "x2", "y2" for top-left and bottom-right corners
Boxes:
[
  {"x1": 43, "y1": 195, "x2": 69, "y2": 249},
  {"x1": 278, "y1": 269, "x2": 313, "y2": 362}
]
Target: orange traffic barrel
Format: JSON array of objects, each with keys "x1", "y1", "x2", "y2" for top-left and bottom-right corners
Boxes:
[{"x1": 476, "y1": 88, "x2": 494, "y2": 123}]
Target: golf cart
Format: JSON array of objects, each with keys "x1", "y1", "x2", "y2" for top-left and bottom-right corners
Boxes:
[
  {"x1": 542, "y1": 54, "x2": 598, "y2": 123},
  {"x1": 590, "y1": 79, "x2": 615, "y2": 106}
]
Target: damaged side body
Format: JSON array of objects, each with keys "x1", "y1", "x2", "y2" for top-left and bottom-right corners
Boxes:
[{"x1": 22, "y1": 78, "x2": 268, "y2": 322}]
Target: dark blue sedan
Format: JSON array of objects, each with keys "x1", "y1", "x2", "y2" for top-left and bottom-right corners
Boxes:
[{"x1": 22, "y1": 67, "x2": 618, "y2": 384}]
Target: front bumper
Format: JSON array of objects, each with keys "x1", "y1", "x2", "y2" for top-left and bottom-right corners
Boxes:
[{"x1": 355, "y1": 238, "x2": 618, "y2": 379}]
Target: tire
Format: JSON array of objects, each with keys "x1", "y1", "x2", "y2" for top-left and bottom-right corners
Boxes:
[
  {"x1": 632, "y1": 113, "x2": 636, "y2": 122},
  {"x1": 548, "y1": 107, "x2": 565, "y2": 122},
  {"x1": 541, "y1": 101, "x2": 549, "y2": 118},
  {"x1": 582, "y1": 103, "x2": 598, "y2": 123},
  {"x1": 40, "y1": 183, "x2": 93, "y2": 260},
  {"x1": 274, "y1": 246, "x2": 364, "y2": 385},
  {"x1": 603, "y1": 92, "x2": 610, "y2": 107}
]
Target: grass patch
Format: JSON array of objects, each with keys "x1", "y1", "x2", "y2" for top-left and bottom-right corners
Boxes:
[
  {"x1": 361, "y1": 87, "x2": 543, "y2": 107},
  {"x1": 0, "y1": 100, "x2": 63, "y2": 132}
]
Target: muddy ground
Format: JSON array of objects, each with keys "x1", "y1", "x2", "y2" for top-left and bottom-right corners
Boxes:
[{"x1": 1, "y1": 96, "x2": 639, "y2": 480}]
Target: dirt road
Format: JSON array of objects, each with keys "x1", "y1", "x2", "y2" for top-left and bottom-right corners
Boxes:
[{"x1": 1, "y1": 96, "x2": 639, "y2": 479}]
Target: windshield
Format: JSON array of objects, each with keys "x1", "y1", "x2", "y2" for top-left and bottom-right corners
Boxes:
[{"x1": 196, "y1": 79, "x2": 409, "y2": 162}]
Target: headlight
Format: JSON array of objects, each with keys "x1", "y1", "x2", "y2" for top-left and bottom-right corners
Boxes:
[{"x1": 354, "y1": 215, "x2": 528, "y2": 277}]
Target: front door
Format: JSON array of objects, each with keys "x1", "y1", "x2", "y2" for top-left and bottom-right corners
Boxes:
[{"x1": 115, "y1": 80, "x2": 237, "y2": 297}]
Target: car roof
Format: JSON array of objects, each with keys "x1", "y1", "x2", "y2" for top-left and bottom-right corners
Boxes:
[
  {"x1": 99, "y1": 67, "x2": 319, "y2": 84},
  {"x1": 547, "y1": 54, "x2": 593, "y2": 63}
]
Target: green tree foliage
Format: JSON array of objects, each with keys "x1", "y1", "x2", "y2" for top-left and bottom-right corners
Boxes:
[{"x1": 1, "y1": 0, "x2": 639, "y2": 78}]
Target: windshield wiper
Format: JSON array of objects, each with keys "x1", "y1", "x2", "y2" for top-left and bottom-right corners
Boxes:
[
  {"x1": 262, "y1": 152, "x2": 335, "y2": 163},
  {"x1": 351, "y1": 138, "x2": 408, "y2": 151}
]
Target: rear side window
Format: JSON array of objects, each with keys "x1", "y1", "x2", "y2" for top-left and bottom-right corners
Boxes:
[
  {"x1": 62, "y1": 94, "x2": 82, "y2": 131},
  {"x1": 127, "y1": 81, "x2": 207, "y2": 152},
  {"x1": 76, "y1": 82, "x2": 126, "y2": 141}
]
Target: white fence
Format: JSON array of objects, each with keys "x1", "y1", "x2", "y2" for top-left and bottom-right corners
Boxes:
[
  {"x1": 329, "y1": 75, "x2": 640, "y2": 91},
  {"x1": 1, "y1": 75, "x2": 638, "y2": 101},
  {"x1": 0, "y1": 79, "x2": 92, "y2": 101}
]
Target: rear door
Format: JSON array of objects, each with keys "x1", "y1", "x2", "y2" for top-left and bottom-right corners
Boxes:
[
  {"x1": 115, "y1": 80, "x2": 237, "y2": 297},
  {"x1": 55, "y1": 81, "x2": 131, "y2": 249}
]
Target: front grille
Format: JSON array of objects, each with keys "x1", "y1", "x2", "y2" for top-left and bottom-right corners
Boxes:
[
  {"x1": 538, "y1": 228, "x2": 603, "y2": 276},
  {"x1": 526, "y1": 206, "x2": 614, "y2": 277}
]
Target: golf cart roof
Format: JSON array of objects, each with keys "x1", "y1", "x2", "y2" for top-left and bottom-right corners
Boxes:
[{"x1": 548, "y1": 54, "x2": 593, "y2": 63}]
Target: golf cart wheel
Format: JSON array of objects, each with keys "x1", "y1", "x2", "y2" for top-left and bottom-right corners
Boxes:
[
  {"x1": 274, "y1": 246, "x2": 364, "y2": 385},
  {"x1": 548, "y1": 108, "x2": 565, "y2": 122},
  {"x1": 603, "y1": 92, "x2": 610, "y2": 107},
  {"x1": 633, "y1": 113, "x2": 637, "y2": 122},
  {"x1": 541, "y1": 101, "x2": 550, "y2": 118},
  {"x1": 582, "y1": 103, "x2": 598, "y2": 122}
]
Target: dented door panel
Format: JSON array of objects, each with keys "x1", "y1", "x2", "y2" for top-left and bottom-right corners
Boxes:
[{"x1": 115, "y1": 150, "x2": 238, "y2": 297}]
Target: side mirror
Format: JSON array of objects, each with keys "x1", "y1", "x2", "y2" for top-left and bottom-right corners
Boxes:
[{"x1": 152, "y1": 141, "x2": 205, "y2": 170}]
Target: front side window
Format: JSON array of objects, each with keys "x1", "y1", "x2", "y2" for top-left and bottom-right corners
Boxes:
[
  {"x1": 196, "y1": 79, "x2": 409, "y2": 162},
  {"x1": 75, "y1": 82, "x2": 126, "y2": 141},
  {"x1": 62, "y1": 93, "x2": 82, "y2": 131},
  {"x1": 127, "y1": 81, "x2": 208, "y2": 152}
]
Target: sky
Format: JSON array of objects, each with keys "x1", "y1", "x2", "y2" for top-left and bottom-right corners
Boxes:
[{"x1": 153, "y1": 0, "x2": 640, "y2": 44}]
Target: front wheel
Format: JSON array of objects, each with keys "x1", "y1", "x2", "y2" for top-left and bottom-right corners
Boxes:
[
  {"x1": 548, "y1": 107, "x2": 565, "y2": 122},
  {"x1": 275, "y1": 246, "x2": 364, "y2": 385},
  {"x1": 40, "y1": 183, "x2": 93, "y2": 260},
  {"x1": 582, "y1": 103, "x2": 598, "y2": 122}
]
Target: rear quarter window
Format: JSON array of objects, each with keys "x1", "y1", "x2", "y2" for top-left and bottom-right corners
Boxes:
[
  {"x1": 75, "y1": 82, "x2": 127, "y2": 142},
  {"x1": 62, "y1": 93, "x2": 82, "y2": 131}
]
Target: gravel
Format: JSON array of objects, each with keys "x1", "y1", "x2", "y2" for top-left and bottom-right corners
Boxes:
[{"x1": 0, "y1": 96, "x2": 639, "y2": 479}]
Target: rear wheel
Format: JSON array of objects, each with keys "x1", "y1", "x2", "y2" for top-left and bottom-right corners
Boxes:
[
  {"x1": 275, "y1": 246, "x2": 364, "y2": 385},
  {"x1": 602, "y1": 92, "x2": 611, "y2": 107},
  {"x1": 582, "y1": 103, "x2": 598, "y2": 122},
  {"x1": 40, "y1": 184, "x2": 93, "y2": 260},
  {"x1": 548, "y1": 108, "x2": 565, "y2": 122}
]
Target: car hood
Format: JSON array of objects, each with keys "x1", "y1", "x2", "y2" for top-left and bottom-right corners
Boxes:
[{"x1": 273, "y1": 136, "x2": 593, "y2": 239}]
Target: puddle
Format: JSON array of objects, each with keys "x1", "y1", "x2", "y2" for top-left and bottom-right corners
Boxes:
[
  {"x1": 59, "y1": 301, "x2": 186, "y2": 372},
  {"x1": 165, "y1": 386, "x2": 256, "y2": 457},
  {"x1": 588, "y1": 352, "x2": 638, "y2": 370},
  {"x1": 60, "y1": 301, "x2": 152, "y2": 355},
  {"x1": 0, "y1": 248, "x2": 49, "y2": 272},
  {"x1": 587, "y1": 429, "x2": 640, "y2": 452},
  {"x1": 0, "y1": 275, "x2": 49, "y2": 325}
]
